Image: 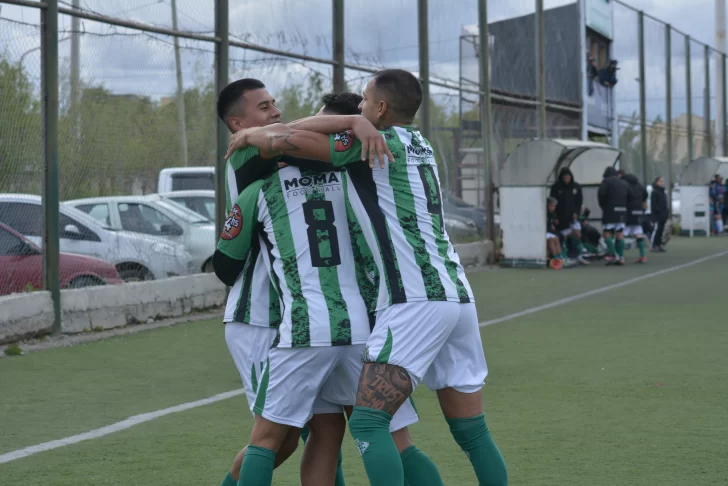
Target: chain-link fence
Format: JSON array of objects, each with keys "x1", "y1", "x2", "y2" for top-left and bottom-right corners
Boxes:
[{"x1": 0, "y1": 0, "x2": 726, "y2": 323}]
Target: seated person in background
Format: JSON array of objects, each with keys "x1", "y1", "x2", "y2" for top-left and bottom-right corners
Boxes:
[
  {"x1": 547, "y1": 197, "x2": 563, "y2": 270},
  {"x1": 579, "y1": 208, "x2": 603, "y2": 256},
  {"x1": 549, "y1": 167, "x2": 587, "y2": 265}
]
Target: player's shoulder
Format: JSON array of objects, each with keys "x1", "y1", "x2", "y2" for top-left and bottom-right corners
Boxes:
[
  {"x1": 228, "y1": 146, "x2": 261, "y2": 169},
  {"x1": 234, "y1": 178, "x2": 265, "y2": 204}
]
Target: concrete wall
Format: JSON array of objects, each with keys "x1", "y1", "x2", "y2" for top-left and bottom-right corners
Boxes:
[
  {"x1": 0, "y1": 242, "x2": 493, "y2": 344},
  {"x1": 0, "y1": 274, "x2": 226, "y2": 344}
]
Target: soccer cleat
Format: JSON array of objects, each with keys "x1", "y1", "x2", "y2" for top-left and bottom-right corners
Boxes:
[
  {"x1": 636, "y1": 257, "x2": 647, "y2": 264},
  {"x1": 549, "y1": 258, "x2": 563, "y2": 270},
  {"x1": 577, "y1": 256, "x2": 590, "y2": 265},
  {"x1": 615, "y1": 259, "x2": 625, "y2": 266},
  {"x1": 604, "y1": 255, "x2": 615, "y2": 266}
]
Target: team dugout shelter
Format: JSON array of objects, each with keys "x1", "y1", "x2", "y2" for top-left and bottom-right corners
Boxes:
[
  {"x1": 678, "y1": 156, "x2": 728, "y2": 236},
  {"x1": 498, "y1": 139, "x2": 621, "y2": 268}
]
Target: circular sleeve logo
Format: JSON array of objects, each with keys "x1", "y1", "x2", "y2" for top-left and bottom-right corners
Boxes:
[
  {"x1": 221, "y1": 204, "x2": 243, "y2": 240},
  {"x1": 334, "y1": 130, "x2": 354, "y2": 152}
]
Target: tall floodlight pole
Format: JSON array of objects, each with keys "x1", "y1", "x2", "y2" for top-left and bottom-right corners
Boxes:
[
  {"x1": 215, "y1": 0, "x2": 229, "y2": 238},
  {"x1": 171, "y1": 0, "x2": 189, "y2": 166}
]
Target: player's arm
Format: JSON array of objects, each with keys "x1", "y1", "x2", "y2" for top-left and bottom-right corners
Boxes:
[
  {"x1": 213, "y1": 181, "x2": 263, "y2": 286},
  {"x1": 226, "y1": 119, "x2": 392, "y2": 168}
]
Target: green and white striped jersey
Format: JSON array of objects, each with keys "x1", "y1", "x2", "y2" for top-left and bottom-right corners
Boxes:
[
  {"x1": 222, "y1": 147, "x2": 282, "y2": 328},
  {"x1": 217, "y1": 165, "x2": 374, "y2": 348},
  {"x1": 329, "y1": 126, "x2": 474, "y2": 311}
]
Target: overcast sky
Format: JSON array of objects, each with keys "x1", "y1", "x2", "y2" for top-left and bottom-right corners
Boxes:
[{"x1": 0, "y1": 0, "x2": 721, "y2": 119}]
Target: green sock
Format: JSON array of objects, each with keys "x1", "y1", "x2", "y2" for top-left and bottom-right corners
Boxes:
[
  {"x1": 560, "y1": 245, "x2": 568, "y2": 259},
  {"x1": 238, "y1": 445, "x2": 275, "y2": 486},
  {"x1": 349, "y1": 406, "x2": 403, "y2": 486},
  {"x1": 220, "y1": 471, "x2": 237, "y2": 486},
  {"x1": 570, "y1": 235, "x2": 584, "y2": 255},
  {"x1": 583, "y1": 241, "x2": 598, "y2": 253},
  {"x1": 637, "y1": 238, "x2": 646, "y2": 257},
  {"x1": 401, "y1": 445, "x2": 444, "y2": 486},
  {"x1": 615, "y1": 238, "x2": 625, "y2": 258},
  {"x1": 605, "y1": 237, "x2": 616, "y2": 255},
  {"x1": 447, "y1": 414, "x2": 508, "y2": 486},
  {"x1": 335, "y1": 448, "x2": 346, "y2": 486}
]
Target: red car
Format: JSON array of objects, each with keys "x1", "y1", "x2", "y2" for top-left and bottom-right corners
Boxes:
[{"x1": 0, "y1": 222, "x2": 123, "y2": 296}]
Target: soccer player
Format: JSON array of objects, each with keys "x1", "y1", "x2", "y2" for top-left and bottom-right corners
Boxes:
[
  {"x1": 598, "y1": 166, "x2": 631, "y2": 266},
  {"x1": 217, "y1": 90, "x2": 434, "y2": 486},
  {"x1": 621, "y1": 173, "x2": 649, "y2": 263},
  {"x1": 546, "y1": 197, "x2": 564, "y2": 270},
  {"x1": 549, "y1": 167, "x2": 587, "y2": 264},
  {"x1": 225, "y1": 69, "x2": 508, "y2": 486},
  {"x1": 215, "y1": 79, "x2": 346, "y2": 486}
]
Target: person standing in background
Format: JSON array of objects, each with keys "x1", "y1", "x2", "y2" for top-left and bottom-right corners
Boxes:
[{"x1": 650, "y1": 176, "x2": 669, "y2": 252}]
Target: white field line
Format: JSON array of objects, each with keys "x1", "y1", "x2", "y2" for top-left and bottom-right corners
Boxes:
[
  {"x1": 479, "y1": 250, "x2": 728, "y2": 328},
  {"x1": 2, "y1": 250, "x2": 725, "y2": 465}
]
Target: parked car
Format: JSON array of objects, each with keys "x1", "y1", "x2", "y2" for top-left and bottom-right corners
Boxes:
[
  {"x1": 444, "y1": 214, "x2": 479, "y2": 240},
  {"x1": 0, "y1": 222, "x2": 123, "y2": 296},
  {"x1": 67, "y1": 195, "x2": 216, "y2": 273},
  {"x1": 159, "y1": 190, "x2": 216, "y2": 221},
  {"x1": 158, "y1": 167, "x2": 215, "y2": 193},
  {"x1": 0, "y1": 194, "x2": 193, "y2": 282}
]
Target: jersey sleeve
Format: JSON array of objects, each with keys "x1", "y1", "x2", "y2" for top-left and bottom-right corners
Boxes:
[
  {"x1": 329, "y1": 130, "x2": 364, "y2": 168},
  {"x1": 216, "y1": 179, "x2": 264, "y2": 262},
  {"x1": 226, "y1": 147, "x2": 279, "y2": 210}
]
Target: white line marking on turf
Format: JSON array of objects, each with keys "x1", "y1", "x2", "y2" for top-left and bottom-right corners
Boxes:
[
  {"x1": 2, "y1": 251, "x2": 725, "y2": 464},
  {"x1": 478, "y1": 250, "x2": 728, "y2": 328},
  {"x1": 0, "y1": 389, "x2": 244, "y2": 464}
]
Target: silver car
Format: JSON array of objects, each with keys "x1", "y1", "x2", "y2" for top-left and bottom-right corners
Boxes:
[
  {"x1": 0, "y1": 194, "x2": 193, "y2": 281},
  {"x1": 67, "y1": 195, "x2": 217, "y2": 273}
]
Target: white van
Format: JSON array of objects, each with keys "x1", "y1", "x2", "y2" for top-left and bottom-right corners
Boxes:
[{"x1": 158, "y1": 167, "x2": 215, "y2": 193}]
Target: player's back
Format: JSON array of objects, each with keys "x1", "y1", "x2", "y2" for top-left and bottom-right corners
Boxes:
[
  {"x1": 258, "y1": 166, "x2": 371, "y2": 348},
  {"x1": 340, "y1": 126, "x2": 473, "y2": 310}
]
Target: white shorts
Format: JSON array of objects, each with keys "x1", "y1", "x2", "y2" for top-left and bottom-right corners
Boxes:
[
  {"x1": 559, "y1": 221, "x2": 582, "y2": 236},
  {"x1": 225, "y1": 323, "x2": 341, "y2": 419},
  {"x1": 546, "y1": 232, "x2": 557, "y2": 239},
  {"x1": 604, "y1": 223, "x2": 626, "y2": 232},
  {"x1": 365, "y1": 302, "x2": 487, "y2": 394},
  {"x1": 624, "y1": 225, "x2": 644, "y2": 237}
]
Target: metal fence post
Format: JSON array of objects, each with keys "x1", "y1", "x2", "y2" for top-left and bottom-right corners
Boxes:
[
  {"x1": 536, "y1": 0, "x2": 546, "y2": 138},
  {"x1": 479, "y1": 0, "x2": 495, "y2": 244},
  {"x1": 665, "y1": 24, "x2": 673, "y2": 204},
  {"x1": 417, "y1": 0, "x2": 430, "y2": 140},
  {"x1": 578, "y1": 0, "x2": 588, "y2": 141},
  {"x1": 638, "y1": 11, "x2": 648, "y2": 183},
  {"x1": 723, "y1": 53, "x2": 728, "y2": 156},
  {"x1": 332, "y1": 0, "x2": 345, "y2": 92},
  {"x1": 704, "y1": 45, "x2": 711, "y2": 157},
  {"x1": 41, "y1": 0, "x2": 61, "y2": 334},
  {"x1": 686, "y1": 35, "x2": 693, "y2": 162},
  {"x1": 215, "y1": 0, "x2": 229, "y2": 238}
]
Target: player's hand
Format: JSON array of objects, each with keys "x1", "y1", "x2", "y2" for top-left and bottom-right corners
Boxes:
[
  {"x1": 225, "y1": 129, "x2": 251, "y2": 160},
  {"x1": 351, "y1": 116, "x2": 393, "y2": 168}
]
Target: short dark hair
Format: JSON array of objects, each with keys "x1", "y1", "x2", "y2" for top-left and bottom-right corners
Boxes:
[
  {"x1": 321, "y1": 92, "x2": 362, "y2": 115},
  {"x1": 372, "y1": 69, "x2": 422, "y2": 121},
  {"x1": 216, "y1": 78, "x2": 266, "y2": 127}
]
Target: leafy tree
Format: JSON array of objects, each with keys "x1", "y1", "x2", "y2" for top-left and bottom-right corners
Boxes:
[{"x1": 0, "y1": 56, "x2": 42, "y2": 194}]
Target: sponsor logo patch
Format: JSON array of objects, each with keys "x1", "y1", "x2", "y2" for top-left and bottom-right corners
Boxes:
[
  {"x1": 221, "y1": 204, "x2": 242, "y2": 240},
  {"x1": 334, "y1": 130, "x2": 354, "y2": 152}
]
